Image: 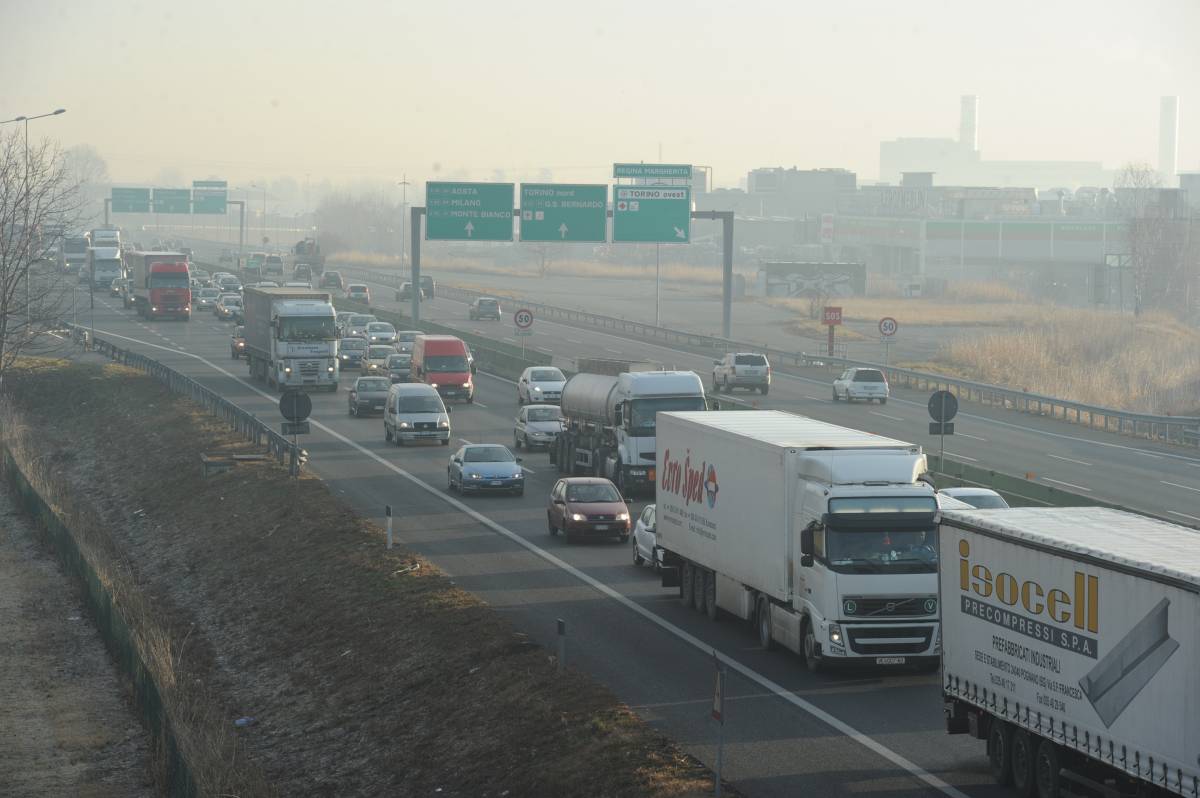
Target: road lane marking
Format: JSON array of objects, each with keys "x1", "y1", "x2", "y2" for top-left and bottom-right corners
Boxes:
[
  {"x1": 1042, "y1": 477, "x2": 1092, "y2": 492},
  {"x1": 1134, "y1": 451, "x2": 1162, "y2": 459},
  {"x1": 520, "y1": 464, "x2": 536, "y2": 474},
  {"x1": 1169, "y1": 510, "x2": 1200, "y2": 523},
  {"x1": 944, "y1": 452, "x2": 978, "y2": 462},
  {"x1": 1047, "y1": 454, "x2": 1092, "y2": 467},
  {"x1": 472, "y1": 402, "x2": 488, "y2": 409},
  {"x1": 566, "y1": 338, "x2": 583, "y2": 344},
  {"x1": 803, "y1": 395, "x2": 823, "y2": 401},
  {"x1": 86, "y1": 323, "x2": 970, "y2": 798},
  {"x1": 868, "y1": 411, "x2": 904, "y2": 422},
  {"x1": 956, "y1": 432, "x2": 987, "y2": 442},
  {"x1": 457, "y1": 438, "x2": 473, "y2": 444},
  {"x1": 605, "y1": 348, "x2": 622, "y2": 354},
  {"x1": 1161, "y1": 480, "x2": 1200, "y2": 494}
]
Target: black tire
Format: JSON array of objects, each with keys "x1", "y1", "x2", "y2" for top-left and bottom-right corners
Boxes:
[
  {"x1": 514, "y1": 488, "x2": 524, "y2": 497},
  {"x1": 801, "y1": 617, "x2": 823, "y2": 673},
  {"x1": 633, "y1": 538, "x2": 644, "y2": 566},
  {"x1": 447, "y1": 470, "x2": 455, "y2": 492},
  {"x1": 723, "y1": 377, "x2": 730, "y2": 393},
  {"x1": 879, "y1": 398, "x2": 887, "y2": 405},
  {"x1": 514, "y1": 433, "x2": 522, "y2": 450},
  {"x1": 680, "y1": 562, "x2": 694, "y2": 606},
  {"x1": 988, "y1": 720, "x2": 1013, "y2": 786},
  {"x1": 1034, "y1": 738, "x2": 1061, "y2": 798},
  {"x1": 466, "y1": 395, "x2": 473, "y2": 404},
  {"x1": 385, "y1": 425, "x2": 393, "y2": 443},
  {"x1": 348, "y1": 404, "x2": 354, "y2": 417},
  {"x1": 1010, "y1": 730, "x2": 1036, "y2": 797},
  {"x1": 704, "y1": 570, "x2": 718, "y2": 620},
  {"x1": 440, "y1": 438, "x2": 449, "y2": 446},
  {"x1": 618, "y1": 534, "x2": 629, "y2": 544},
  {"x1": 692, "y1": 567, "x2": 706, "y2": 611},
  {"x1": 832, "y1": 388, "x2": 840, "y2": 402},
  {"x1": 547, "y1": 514, "x2": 557, "y2": 536},
  {"x1": 712, "y1": 376, "x2": 720, "y2": 393},
  {"x1": 397, "y1": 436, "x2": 406, "y2": 447},
  {"x1": 756, "y1": 596, "x2": 773, "y2": 650},
  {"x1": 761, "y1": 385, "x2": 769, "y2": 395}
]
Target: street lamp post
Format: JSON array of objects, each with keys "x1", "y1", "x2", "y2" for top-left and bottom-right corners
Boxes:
[
  {"x1": 397, "y1": 175, "x2": 411, "y2": 267},
  {"x1": 1, "y1": 108, "x2": 67, "y2": 321},
  {"x1": 250, "y1": 182, "x2": 267, "y2": 245}
]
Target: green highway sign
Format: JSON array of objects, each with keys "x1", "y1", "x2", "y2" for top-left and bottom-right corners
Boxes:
[
  {"x1": 612, "y1": 185, "x2": 691, "y2": 243},
  {"x1": 613, "y1": 163, "x2": 692, "y2": 180},
  {"x1": 192, "y1": 180, "x2": 227, "y2": 214},
  {"x1": 111, "y1": 187, "x2": 150, "y2": 213},
  {"x1": 519, "y1": 184, "x2": 607, "y2": 243},
  {"x1": 152, "y1": 188, "x2": 192, "y2": 214},
  {"x1": 426, "y1": 182, "x2": 513, "y2": 241}
]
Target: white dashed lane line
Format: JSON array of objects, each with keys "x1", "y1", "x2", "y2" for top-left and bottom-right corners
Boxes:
[
  {"x1": 1042, "y1": 477, "x2": 1092, "y2": 492},
  {"x1": 1161, "y1": 480, "x2": 1200, "y2": 494},
  {"x1": 868, "y1": 411, "x2": 904, "y2": 422},
  {"x1": 1047, "y1": 454, "x2": 1092, "y2": 467},
  {"x1": 956, "y1": 432, "x2": 987, "y2": 442}
]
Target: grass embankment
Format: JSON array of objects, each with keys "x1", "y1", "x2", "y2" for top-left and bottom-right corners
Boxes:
[{"x1": 2, "y1": 358, "x2": 717, "y2": 797}]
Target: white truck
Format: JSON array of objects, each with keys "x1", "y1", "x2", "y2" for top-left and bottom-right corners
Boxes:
[
  {"x1": 86, "y1": 246, "x2": 124, "y2": 289},
  {"x1": 242, "y1": 287, "x2": 339, "y2": 392},
  {"x1": 550, "y1": 368, "x2": 707, "y2": 496},
  {"x1": 89, "y1": 226, "x2": 121, "y2": 250},
  {"x1": 656, "y1": 410, "x2": 941, "y2": 671},
  {"x1": 939, "y1": 507, "x2": 1198, "y2": 798}
]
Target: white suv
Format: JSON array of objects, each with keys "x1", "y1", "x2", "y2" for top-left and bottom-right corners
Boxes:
[
  {"x1": 832, "y1": 367, "x2": 889, "y2": 404},
  {"x1": 712, "y1": 352, "x2": 771, "y2": 395}
]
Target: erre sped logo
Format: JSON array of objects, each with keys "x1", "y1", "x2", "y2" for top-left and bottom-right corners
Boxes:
[{"x1": 660, "y1": 449, "x2": 718, "y2": 508}]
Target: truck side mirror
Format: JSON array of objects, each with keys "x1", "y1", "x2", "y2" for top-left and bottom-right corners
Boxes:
[
  {"x1": 470, "y1": 362, "x2": 477, "y2": 375},
  {"x1": 709, "y1": 399, "x2": 721, "y2": 411},
  {"x1": 799, "y1": 525, "x2": 815, "y2": 568},
  {"x1": 613, "y1": 405, "x2": 623, "y2": 425}
]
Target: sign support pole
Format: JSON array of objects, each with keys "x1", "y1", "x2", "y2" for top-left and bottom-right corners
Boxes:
[
  {"x1": 655, "y1": 244, "x2": 661, "y2": 327},
  {"x1": 103, "y1": 198, "x2": 111, "y2": 225},
  {"x1": 410, "y1": 206, "x2": 424, "y2": 324},
  {"x1": 687, "y1": 210, "x2": 735, "y2": 339},
  {"x1": 939, "y1": 392, "x2": 947, "y2": 467}
]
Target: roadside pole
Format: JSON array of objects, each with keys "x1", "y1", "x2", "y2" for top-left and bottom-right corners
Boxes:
[
  {"x1": 385, "y1": 504, "x2": 393, "y2": 550},
  {"x1": 712, "y1": 650, "x2": 726, "y2": 797},
  {"x1": 410, "y1": 206, "x2": 424, "y2": 324}
]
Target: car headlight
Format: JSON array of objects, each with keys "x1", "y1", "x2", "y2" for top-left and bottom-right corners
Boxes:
[
  {"x1": 468, "y1": 473, "x2": 483, "y2": 480},
  {"x1": 462, "y1": 382, "x2": 470, "y2": 388},
  {"x1": 430, "y1": 383, "x2": 438, "y2": 388},
  {"x1": 327, "y1": 366, "x2": 334, "y2": 373},
  {"x1": 828, "y1": 623, "x2": 843, "y2": 645},
  {"x1": 533, "y1": 386, "x2": 542, "y2": 392},
  {"x1": 570, "y1": 513, "x2": 587, "y2": 522},
  {"x1": 284, "y1": 367, "x2": 292, "y2": 374},
  {"x1": 616, "y1": 512, "x2": 629, "y2": 522},
  {"x1": 438, "y1": 420, "x2": 449, "y2": 428},
  {"x1": 398, "y1": 422, "x2": 410, "y2": 429},
  {"x1": 341, "y1": 354, "x2": 348, "y2": 359},
  {"x1": 151, "y1": 306, "x2": 158, "y2": 312}
]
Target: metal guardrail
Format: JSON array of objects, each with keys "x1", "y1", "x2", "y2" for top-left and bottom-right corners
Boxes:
[
  {"x1": 65, "y1": 323, "x2": 302, "y2": 474},
  {"x1": 332, "y1": 264, "x2": 1200, "y2": 447}
]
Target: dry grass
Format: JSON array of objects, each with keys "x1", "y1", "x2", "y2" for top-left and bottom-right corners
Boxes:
[
  {"x1": 766, "y1": 295, "x2": 1048, "y2": 327},
  {"x1": 942, "y1": 309, "x2": 1200, "y2": 414},
  {"x1": 1, "y1": 358, "x2": 723, "y2": 797}
]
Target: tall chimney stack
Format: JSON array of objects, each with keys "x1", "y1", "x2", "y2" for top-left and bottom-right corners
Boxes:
[
  {"x1": 1159, "y1": 96, "x2": 1179, "y2": 187},
  {"x1": 959, "y1": 95, "x2": 979, "y2": 153}
]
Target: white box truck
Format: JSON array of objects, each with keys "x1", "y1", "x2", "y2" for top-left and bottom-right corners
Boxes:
[
  {"x1": 939, "y1": 507, "x2": 1198, "y2": 797},
  {"x1": 242, "y1": 287, "x2": 339, "y2": 392},
  {"x1": 657, "y1": 410, "x2": 941, "y2": 672}
]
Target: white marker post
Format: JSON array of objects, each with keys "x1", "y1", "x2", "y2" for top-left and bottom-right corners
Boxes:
[
  {"x1": 712, "y1": 649, "x2": 726, "y2": 797},
  {"x1": 385, "y1": 504, "x2": 393, "y2": 550}
]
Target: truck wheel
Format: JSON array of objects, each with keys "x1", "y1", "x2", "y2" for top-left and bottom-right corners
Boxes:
[
  {"x1": 385, "y1": 426, "x2": 393, "y2": 442},
  {"x1": 547, "y1": 513, "x2": 557, "y2": 536},
  {"x1": 680, "y1": 563, "x2": 694, "y2": 606},
  {"x1": 756, "y1": 596, "x2": 773, "y2": 649},
  {"x1": 1009, "y1": 730, "x2": 1036, "y2": 797},
  {"x1": 704, "y1": 570, "x2": 718, "y2": 620},
  {"x1": 692, "y1": 567, "x2": 706, "y2": 612},
  {"x1": 1033, "y1": 738, "x2": 1060, "y2": 798},
  {"x1": 987, "y1": 720, "x2": 1013, "y2": 786},
  {"x1": 801, "y1": 617, "x2": 823, "y2": 673},
  {"x1": 514, "y1": 432, "x2": 521, "y2": 450},
  {"x1": 832, "y1": 388, "x2": 840, "y2": 401},
  {"x1": 761, "y1": 386, "x2": 769, "y2": 395},
  {"x1": 632, "y1": 538, "x2": 644, "y2": 566}
]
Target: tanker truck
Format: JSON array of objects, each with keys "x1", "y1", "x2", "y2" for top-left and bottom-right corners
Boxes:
[{"x1": 551, "y1": 368, "x2": 707, "y2": 496}]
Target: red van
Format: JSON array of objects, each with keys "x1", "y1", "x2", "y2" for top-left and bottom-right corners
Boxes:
[{"x1": 411, "y1": 335, "x2": 476, "y2": 402}]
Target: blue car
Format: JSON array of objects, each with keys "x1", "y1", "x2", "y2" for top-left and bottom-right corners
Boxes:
[
  {"x1": 447, "y1": 444, "x2": 524, "y2": 496},
  {"x1": 338, "y1": 337, "x2": 367, "y2": 369}
]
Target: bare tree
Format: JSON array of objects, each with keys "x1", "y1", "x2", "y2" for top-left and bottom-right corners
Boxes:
[
  {"x1": 1115, "y1": 162, "x2": 1193, "y2": 316},
  {"x1": 63, "y1": 143, "x2": 109, "y2": 186},
  {"x1": 0, "y1": 129, "x2": 84, "y2": 387}
]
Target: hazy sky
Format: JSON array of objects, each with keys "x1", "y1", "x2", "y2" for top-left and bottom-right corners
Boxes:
[{"x1": 4, "y1": 0, "x2": 1197, "y2": 193}]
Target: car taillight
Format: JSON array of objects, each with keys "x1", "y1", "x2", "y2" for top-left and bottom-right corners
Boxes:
[{"x1": 767, "y1": 366, "x2": 772, "y2": 377}]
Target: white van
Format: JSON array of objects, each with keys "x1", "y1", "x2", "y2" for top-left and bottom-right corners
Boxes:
[{"x1": 384, "y1": 383, "x2": 451, "y2": 446}]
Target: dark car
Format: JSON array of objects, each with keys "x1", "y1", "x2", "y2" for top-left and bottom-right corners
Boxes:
[
  {"x1": 338, "y1": 337, "x2": 368, "y2": 369},
  {"x1": 386, "y1": 353, "x2": 412, "y2": 383},
  {"x1": 468, "y1": 297, "x2": 501, "y2": 321},
  {"x1": 420, "y1": 275, "x2": 436, "y2": 299},
  {"x1": 321, "y1": 270, "x2": 344, "y2": 290},
  {"x1": 230, "y1": 326, "x2": 246, "y2": 359},
  {"x1": 546, "y1": 478, "x2": 630, "y2": 543},
  {"x1": 348, "y1": 376, "x2": 390, "y2": 417}
]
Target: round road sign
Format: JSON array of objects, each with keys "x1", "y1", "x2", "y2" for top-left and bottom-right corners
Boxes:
[
  {"x1": 514, "y1": 308, "x2": 534, "y2": 330},
  {"x1": 879, "y1": 317, "x2": 898, "y2": 337},
  {"x1": 927, "y1": 390, "x2": 959, "y2": 423},
  {"x1": 279, "y1": 390, "x2": 313, "y2": 423}
]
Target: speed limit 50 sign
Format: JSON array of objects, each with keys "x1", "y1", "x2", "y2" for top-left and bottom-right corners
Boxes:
[
  {"x1": 878, "y1": 317, "x2": 898, "y2": 337},
  {"x1": 514, "y1": 308, "x2": 534, "y2": 330}
]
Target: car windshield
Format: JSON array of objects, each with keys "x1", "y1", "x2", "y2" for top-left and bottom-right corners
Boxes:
[
  {"x1": 397, "y1": 331, "x2": 421, "y2": 342},
  {"x1": 201, "y1": 289, "x2": 221, "y2": 298},
  {"x1": 387, "y1": 355, "x2": 411, "y2": 367},
  {"x1": 527, "y1": 407, "x2": 562, "y2": 422},
  {"x1": 735, "y1": 354, "x2": 768, "y2": 365},
  {"x1": 463, "y1": 447, "x2": 515, "y2": 463},
  {"x1": 530, "y1": 369, "x2": 564, "y2": 382},
  {"x1": 853, "y1": 370, "x2": 886, "y2": 382},
  {"x1": 566, "y1": 483, "x2": 621, "y2": 503},
  {"x1": 349, "y1": 285, "x2": 367, "y2": 293},
  {"x1": 367, "y1": 323, "x2": 394, "y2": 333},
  {"x1": 279, "y1": 317, "x2": 336, "y2": 340},
  {"x1": 233, "y1": 326, "x2": 244, "y2": 337},
  {"x1": 220, "y1": 278, "x2": 240, "y2": 286},
  {"x1": 340, "y1": 338, "x2": 367, "y2": 350},
  {"x1": 478, "y1": 300, "x2": 498, "y2": 310},
  {"x1": 821, "y1": 497, "x2": 939, "y2": 574},
  {"x1": 356, "y1": 378, "x2": 389, "y2": 392},
  {"x1": 368, "y1": 346, "x2": 393, "y2": 359},
  {"x1": 220, "y1": 297, "x2": 242, "y2": 307},
  {"x1": 149, "y1": 273, "x2": 190, "y2": 288},
  {"x1": 397, "y1": 395, "x2": 444, "y2": 413},
  {"x1": 350, "y1": 314, "x2": 375, "y2": 325},
  {"x1": 958, "y1": 494, "x2": 1009, "y2": 509},
  {"x1": 266, "y1": 256, "x2": 283, "y2": 265},
  {"x1": 629, "y1": 396, "x2": 707, "y2": 435},
  {"x1": 425, "y1": 355, "x2": 468, "y2": 372}
]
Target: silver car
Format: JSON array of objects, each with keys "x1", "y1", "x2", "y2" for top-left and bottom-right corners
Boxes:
[
  {"x1": 346, "y1": 313, "x2": 377, "y2": 338},
  {"x1": 366, "y1": 321, "x2": 398, "y2": 345},
  {"x1": 386, "y1": 353, "x2": 412, "y2": 383},
  {"x1": 348, "y1": 376, "x2": 391, "y2": 417},
  {"x1": 514, "y1": 404, "x2": 563, "y2": 450},
  {"x1": 832, "y1": 367, "x2": 890, "y2": 404},
  {"x1": 394, "y1": 330, "x2": 423, "y2": 354},
  {"x1": 517, "y1": 366, "x2": 566, "y2": 404},
  {"x1": 193, "y1": 287, "x2": 222, "y2": 310}
]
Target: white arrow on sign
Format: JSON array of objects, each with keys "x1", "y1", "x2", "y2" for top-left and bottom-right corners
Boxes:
[
  {"x1": 674, "y1": 226, "x2": 686, "y2": 239},
  {"x1": 464, "y1": 222, "x2": 474, "y2": 237},
  {"x1": 558, "y1": 223, "x2": 568, "y2": 239}
]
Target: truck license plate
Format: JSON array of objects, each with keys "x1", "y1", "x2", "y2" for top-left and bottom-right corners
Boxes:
[{"x1": 875, "y1": 656, "x2": 906, "y2": 665}]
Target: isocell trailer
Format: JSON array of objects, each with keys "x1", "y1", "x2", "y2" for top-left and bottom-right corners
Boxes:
[{"x1": 939, "y1": 507, "x2": 1199, "y2": 797}]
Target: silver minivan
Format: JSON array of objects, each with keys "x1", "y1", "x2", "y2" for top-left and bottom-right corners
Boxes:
[{"x1": 384, "y1": 383, "x2": 451, "y2": 446}]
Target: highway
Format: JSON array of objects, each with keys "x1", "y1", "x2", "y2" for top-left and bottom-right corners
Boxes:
[{"x1": 80, "y1": 292, "x2": 1000, "y2": 798}]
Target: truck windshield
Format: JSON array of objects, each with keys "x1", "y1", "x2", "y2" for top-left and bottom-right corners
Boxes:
[
  {"x1": 149, "y1": 273, "x2": 189, "y2": 288},
  {"x1": 629, "y1": 396, "x2": 707, "y2": 435},
  {"x1": 822, "y1": 497, "x2": 939, "y2": 574},
  {"x1": 425, "y1": 355, "x2": 468, "y2": 372},
  {"x1": 279, "y1": 317, "x2": 336, "y2": 340},
  {"x1": 93, "y1": 259, "x2": 122, "y2": 272}
]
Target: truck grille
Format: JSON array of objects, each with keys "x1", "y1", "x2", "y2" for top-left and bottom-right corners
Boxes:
[
  {"x1": 299, "y1": 361, "x2": 321, "y2": 377},
  {"x1": 846, "y1": 626, "x2": 934, "y2": 656},
  {"x1": 843, "y1": 596, "x2": 936, "y2": 618}
]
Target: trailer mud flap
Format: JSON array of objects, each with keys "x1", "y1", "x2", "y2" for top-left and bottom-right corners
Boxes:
[
  {"x1": 660, "y1": 565, "x2": 680, "y2": 589},
  {"x1": 1079, "y1": 598, "x2": 1179, "y2": 728}
]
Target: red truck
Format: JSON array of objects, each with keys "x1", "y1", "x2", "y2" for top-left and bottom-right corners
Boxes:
[{"x1": 124, "y1": 250, "x2": 191, "y2": 320}]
